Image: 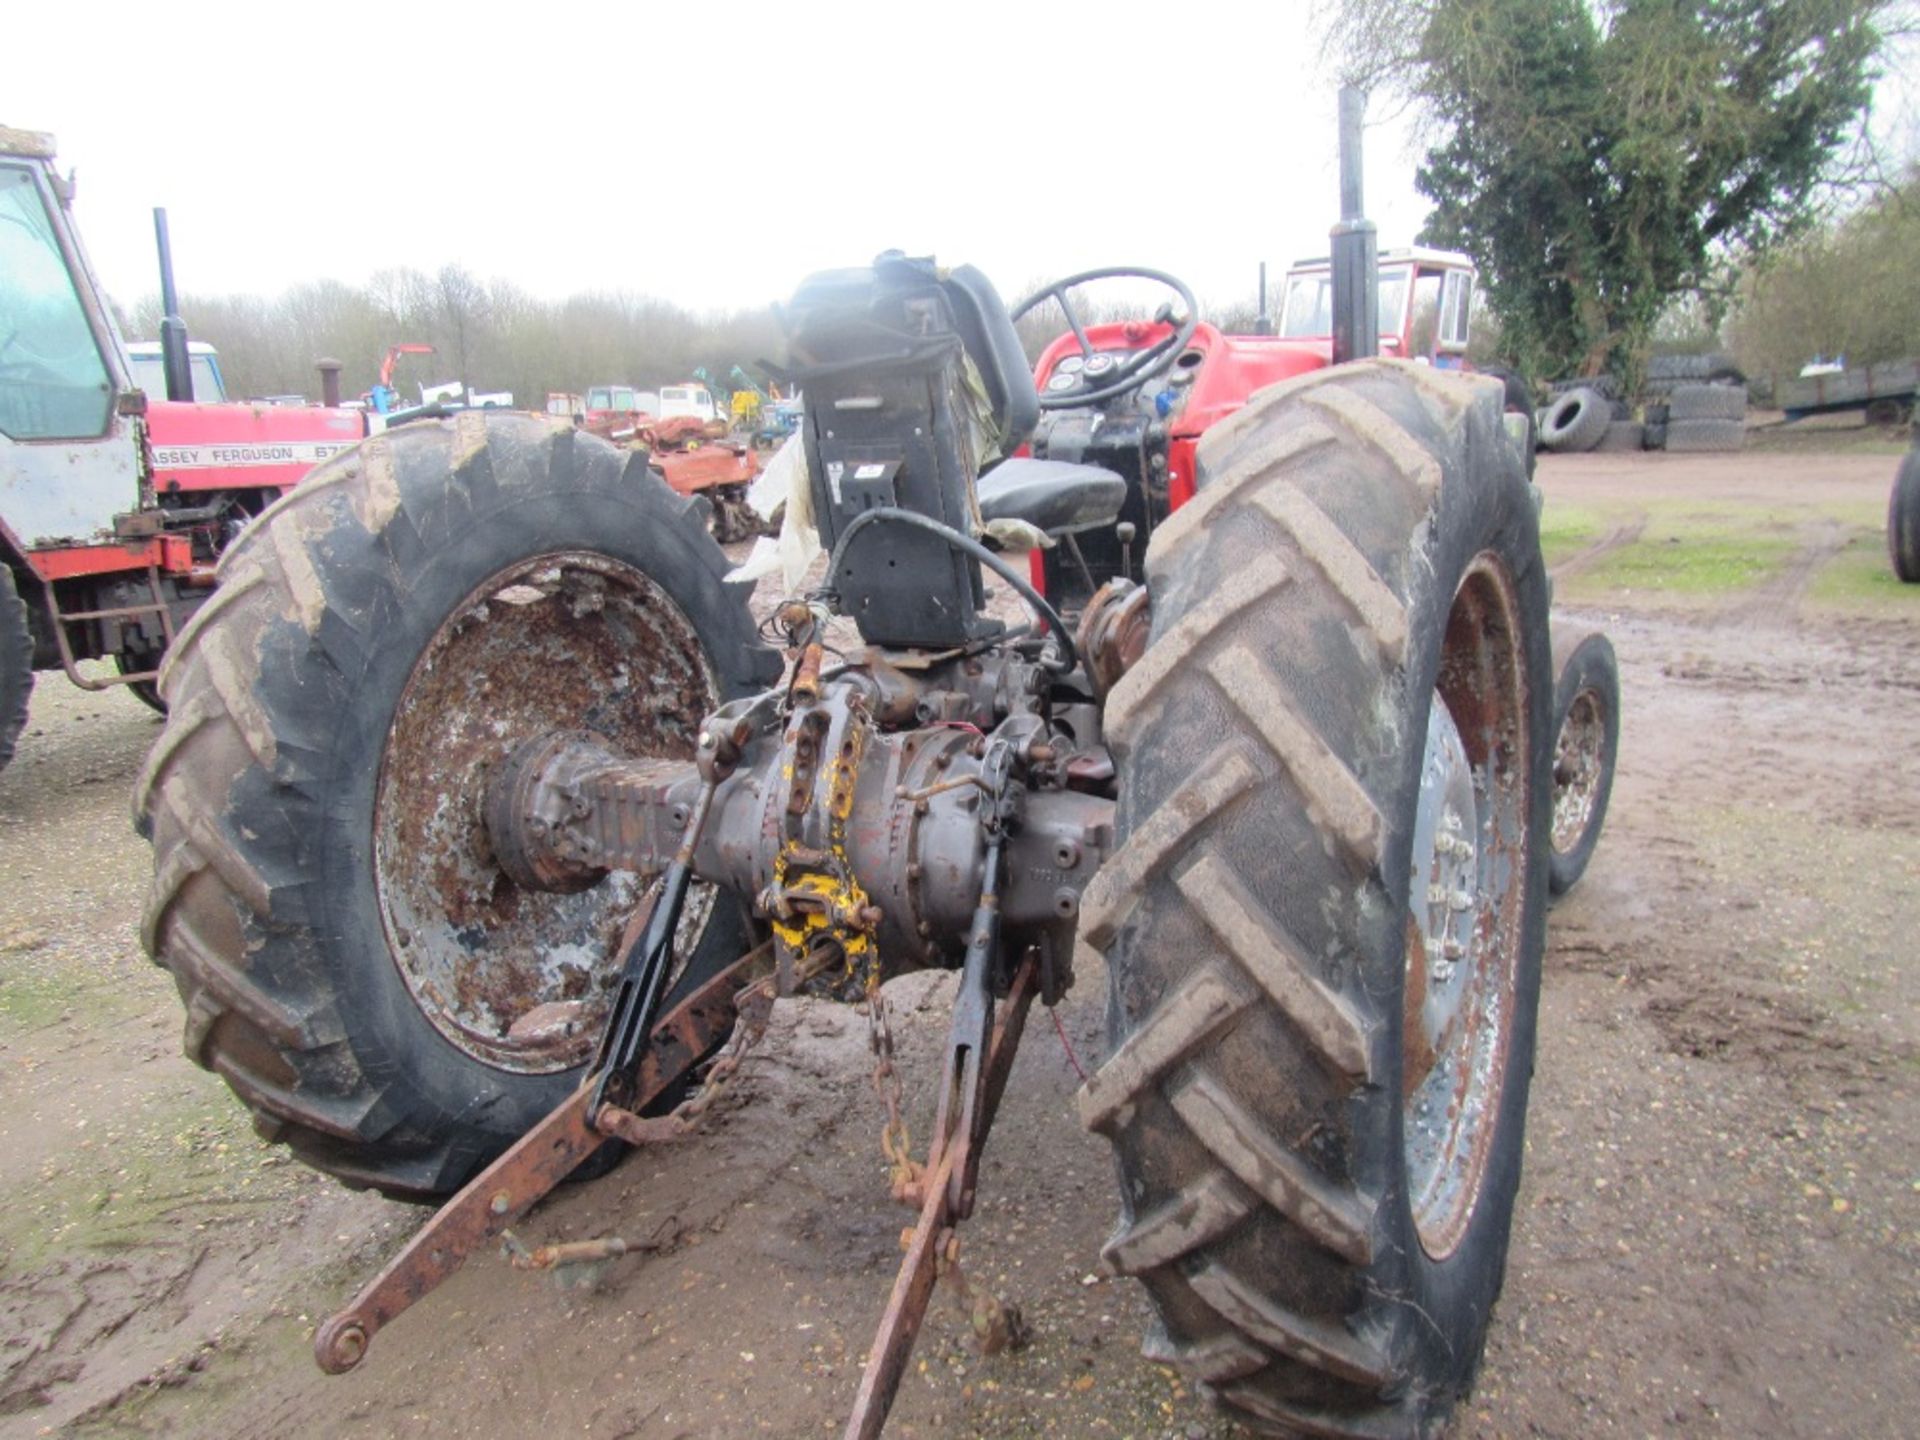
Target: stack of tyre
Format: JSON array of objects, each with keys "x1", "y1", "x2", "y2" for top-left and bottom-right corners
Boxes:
[
  {"x1": 1537, "y1": 378, "x2": 1640, "y2": 454},
  {"x1": 1658, "y1": 381, "x2": 1747, "y2": 452}
]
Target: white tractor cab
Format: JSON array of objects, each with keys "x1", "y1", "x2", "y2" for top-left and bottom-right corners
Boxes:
[
  {"x1": 1280, "y1": 245, "x2": 1477, "y2": 367},
  {"x1": 126, "y1": 339, "x2": 227, "y2": 402}
]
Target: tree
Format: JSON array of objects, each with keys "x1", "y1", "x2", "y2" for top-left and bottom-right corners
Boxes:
[
  {"x1": 1323, "y1": 0, "x2": 1897, "y2": 380},
  {"x1": 1726, "y1": 161, "x2": 1920, "y2": 378}
]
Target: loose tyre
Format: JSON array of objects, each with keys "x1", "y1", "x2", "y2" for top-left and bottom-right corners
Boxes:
[
  {"x1": 1547, "y1": 629, "x2": 1618, "y2": 896},
  {"x1": 1891, "y1": 447, "x2": 1920, "y2": 583},
  {"x1": 1667, "y1": 383, "x2": 1746, "y2": 422},
  {"x1": 1080, "y1": 361, "x2": 1551, "y2": 1436},
  {"x1": 1664, "y1": 418, "x2": 1745, "y2": 453},
  {"x1": 1538, "y1": 386, "x2": 1610, "y2": 452},
  {"x1": 0, "y1": 564, "x2": 32, "y2": 774},
  {"x1": 134, "y1": 413, "x2": 778, "y2": 1198}
]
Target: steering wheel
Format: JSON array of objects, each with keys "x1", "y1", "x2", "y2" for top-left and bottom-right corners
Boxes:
[{"x1": 1009, "y1": 266, "x2": 1199, "y2": 408}]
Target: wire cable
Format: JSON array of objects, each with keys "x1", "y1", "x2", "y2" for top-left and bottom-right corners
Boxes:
[{"x1": 824, "y1": 507, "x2": 1079, "y2": 673}]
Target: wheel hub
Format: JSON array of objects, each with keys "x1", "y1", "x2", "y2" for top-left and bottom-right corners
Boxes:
[
  {"x1": 1551, "y1": 689, "x2": 1607, "y2": 853},
  {"x1": 373, "y1": 553, "x2": 719, "y2": 1075},
  {"x1": 1411, "y1": 698, "x2": 1480, "y2": 1053}
]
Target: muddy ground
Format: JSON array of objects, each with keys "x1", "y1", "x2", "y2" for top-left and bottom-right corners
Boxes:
[{"x1": 2, "y1": 439, "x2": 1916, "y2": 1438}]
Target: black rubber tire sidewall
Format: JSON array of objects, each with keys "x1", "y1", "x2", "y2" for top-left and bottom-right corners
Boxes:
[
  {"x1": 1540, "y1": 386, "x2": 1610, "y2": 452},
  {"x1": 1547, "y1": 631, "x2": 1619, "y2": 896},
  {"x1": 1891, "y1": 447, "x2": 1920, "y2": 583},
  {"x1": 0, "y1": 565, "x2": 32, "y2": 774}
]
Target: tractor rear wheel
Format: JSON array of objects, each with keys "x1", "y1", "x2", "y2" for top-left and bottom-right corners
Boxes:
[
  {"x1": 1080, "y1": 361, "x2": 1551, "y2": 1437},
  {"x1": 1547, "y1": 629, "x2": 1619, "y2": 896},
  {"x1": 0, "y1": 564, "x2": 32, "y2": 774},
  {"x1": 134, "y1": 413, "x2": 776, "y2": 1199}
]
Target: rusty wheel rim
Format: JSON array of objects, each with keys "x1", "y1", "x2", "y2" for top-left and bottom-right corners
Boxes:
[
  {"x1": 1550, "y1": 689, "x2": 1607, "y2": 854},
  {"x1": 374, "y1": 552, "x2": 718, "y2": 1074},
  {"x1": 1402, "y1": 553, "x2": 1531, "y2": 1259}
]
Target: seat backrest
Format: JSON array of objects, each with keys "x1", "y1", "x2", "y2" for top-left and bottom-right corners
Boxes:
[
  {"x1": 939, "y1": 263, "x2": 1040, "y2": 454},
  {"x1": 779, "y1": 253, "x2": 1029, "y2": 650}
]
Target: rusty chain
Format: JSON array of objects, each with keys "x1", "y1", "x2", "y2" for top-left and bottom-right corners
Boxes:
[
  {"x1": 865, "y1": 987, "x2": 923, "y2": 1201},
  {"x1": 652, "y1": 945, "x2": 839, "y2": 1137}
]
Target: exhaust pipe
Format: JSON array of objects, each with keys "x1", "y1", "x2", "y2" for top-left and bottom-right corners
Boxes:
[
  {"x1": 1329, "y1": 85, "x2": 1379, "y2": 365},
  {"x1": 317, "y1": 358, "x2": 343, "y2": 409},
  {"x1": 153, "y1": 207, "x2": 193, "y2": 402}
]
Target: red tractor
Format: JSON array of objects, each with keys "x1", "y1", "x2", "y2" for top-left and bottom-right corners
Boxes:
[
  {"x1": 133, "y1": 92, "x2": 1616, "y2": 1436},
  {"x1": 0, "y1": 125, "x2": 362, "y2": 764}
]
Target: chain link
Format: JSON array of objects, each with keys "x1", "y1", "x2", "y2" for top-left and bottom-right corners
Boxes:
[
  {"x1": 660, "y1": 946, "x2": 845, "y2": 1134},
  {"x1": 865, "y1": 988, "x2": 923, "y2": 1199}
]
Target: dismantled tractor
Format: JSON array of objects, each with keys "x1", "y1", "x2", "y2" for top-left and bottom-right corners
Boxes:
[{"x1": 135, "y1": 96, "x2": 1616, "y2": 1437}]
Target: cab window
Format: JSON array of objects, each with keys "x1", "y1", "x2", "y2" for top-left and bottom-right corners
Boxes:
[
  {"x1": 0, "y1": 163, "x2": 114, "y2": 439},
  {"x1": 1439, "y1": 271, "x2": 1471, "y2": 349}
]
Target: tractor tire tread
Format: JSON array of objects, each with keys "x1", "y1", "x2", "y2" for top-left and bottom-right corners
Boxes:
[
  {"x1": 1667, "y1": 383, "x2": 1747, "y2": 422},
  {"x1": 1663, "y1": 417, "x2": 1746, "y2": 452},
  {"x1": 137, "y1": 413, "x2": 762, "y2": 1200},
  {"x1": 1084, "y1": 360, "x2": 1543, "y2": 1435}
]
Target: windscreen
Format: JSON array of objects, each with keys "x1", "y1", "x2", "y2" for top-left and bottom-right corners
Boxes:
[
  {"x1": 0, "y1": 163, "x2": 113, "y2": 439},
  {"x1": 1278, "y1": 265, "x2": 1414, "y2": 342}
]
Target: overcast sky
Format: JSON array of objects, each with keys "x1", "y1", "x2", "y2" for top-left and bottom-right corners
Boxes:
[
  {"x1": 13, "y1": 1, "x2": 1439, "y2": 317},
  {"x1": 17, "y1": 3, "x2": 1915, "y2": 321}
]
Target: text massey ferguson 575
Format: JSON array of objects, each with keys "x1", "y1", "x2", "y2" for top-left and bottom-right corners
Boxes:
[{"x1": 130, "y1": 95, "x2": 1616, "y2": 1437}]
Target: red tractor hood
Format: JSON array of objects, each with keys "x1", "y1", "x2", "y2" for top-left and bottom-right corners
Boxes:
[{"x1": 146, "y1": 400, "x2": 366, "y2": 496}]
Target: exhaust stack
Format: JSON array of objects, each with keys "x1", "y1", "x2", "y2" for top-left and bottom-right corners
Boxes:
[
  {"x1": 153, "y1": 207, "x2": 193, "y2": 402},
  {"x1": 1329, "y1": 85, "x2": 1379, "y2": 365}
]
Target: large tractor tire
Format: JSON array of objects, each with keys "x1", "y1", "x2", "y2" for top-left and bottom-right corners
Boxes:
[
  {"x1": 134, "y1": 413, "x2": 777, "y2": 1199},
  {"x1": 1079, "y1": 361, "x2": 1552, "y2": 1437},
  {"x1": 1546, "y1": 629, "x2": 1619, "y2": 896},
  {"x1": 0, "y1": 564, "x2": 32, "y2": 774},
  {"x1": 1890, "y1": 447, "x2": 1920, "y2": 583}
]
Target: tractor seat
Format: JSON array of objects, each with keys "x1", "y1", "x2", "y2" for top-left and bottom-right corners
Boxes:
[{"x1": 976, "y1": 458, "x2": 1126, "y2": 537}]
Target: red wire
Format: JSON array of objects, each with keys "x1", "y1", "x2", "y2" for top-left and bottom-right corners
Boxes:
[{"x1": 1049, "y1": 1004, "x2": 1088, "y2": 1083}]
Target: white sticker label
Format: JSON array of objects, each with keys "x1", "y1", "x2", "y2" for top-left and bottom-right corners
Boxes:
[
  {"x1": 854, "y1": 463, "x2": 887, "y2": 480},
  {"x1": 151, "y1": 441, "x2": 356, "y2": 470}
]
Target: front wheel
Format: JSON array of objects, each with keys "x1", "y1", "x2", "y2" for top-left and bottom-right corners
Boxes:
[
  {"x1": 1547, "y1": 629, "x2": 1619, "y2": 896},
  {"x1": 134, "y1": 413, "x2": 779, "y2": 1198},
  {"x1": 1079, "y1": 361, "x2": 1551, "y2": 1436}
]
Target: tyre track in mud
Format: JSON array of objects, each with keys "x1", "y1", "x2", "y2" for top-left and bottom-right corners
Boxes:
[
  {"x1": 1713, "y1": 518, "x2": 1853, "y2": 629},
  {"x1": 1550, "y1": 512, "x2": 1647, "y2": 583}
]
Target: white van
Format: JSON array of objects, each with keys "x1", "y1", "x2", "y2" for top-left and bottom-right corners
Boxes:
[{"x1": 657, "y1": 384, "x2": 719, "y2": 423}]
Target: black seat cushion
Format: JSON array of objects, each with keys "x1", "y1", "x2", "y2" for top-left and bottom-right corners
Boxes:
[{"x1": 976, "y1": 458, "x2": 1126, "y2": 536}]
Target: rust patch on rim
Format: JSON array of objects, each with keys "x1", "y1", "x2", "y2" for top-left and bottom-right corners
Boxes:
[
  {"x1": 374, "y1": 552, "x2": 718, "y2": 1074},
  {"x1": 1403, "y1": 551, "x2": 1532, "y2": 1261}
]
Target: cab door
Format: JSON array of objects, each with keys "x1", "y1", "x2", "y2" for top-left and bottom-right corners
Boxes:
[{"x1": 0, "y1": 154, "x2": 141, "y2": 556}]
